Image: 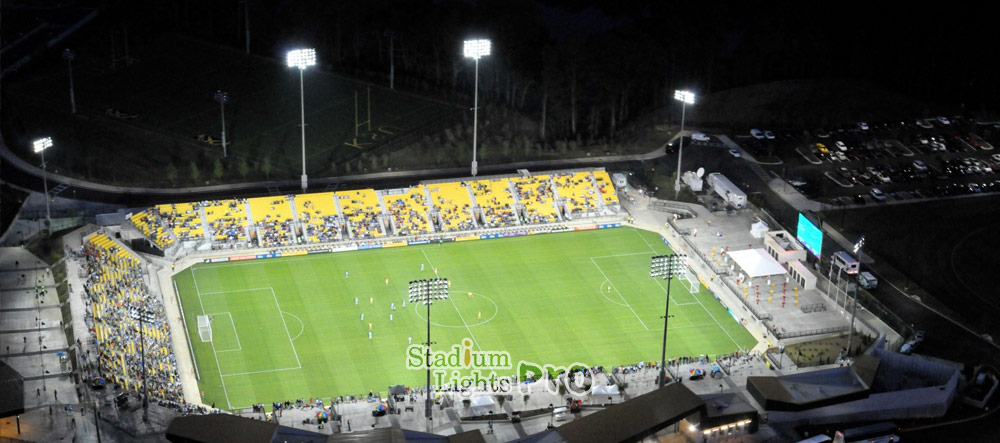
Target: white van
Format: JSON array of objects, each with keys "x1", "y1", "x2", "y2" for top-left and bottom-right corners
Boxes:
[{"x1": 832, "y1": 251, "x2": 860, "y2": 275}]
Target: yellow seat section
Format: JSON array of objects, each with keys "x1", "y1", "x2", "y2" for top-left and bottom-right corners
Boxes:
[
  {"x1": 155, "y1": 202, "x2": 202, "y2": 240},
  {"x1": 248, "y1": 196, "x2": 295, "y2": 247},
  {"x1": 428, "y1": 182, "x2": 475, "y2": 232},
  {"x1": 296, "y1": 192, "x2": 342, "y2": 243},
  {"x1": 554, "y1": 171, "x2": 599, "y2": 214},
  {"x1": 592, "y1": 171, "x2": 619, "y2": 206},
  {"x1": 336, "y1": 189, "x2": 384, "y2": 239},
  {"x1": 470, "y1": 179, "x2": 518, "y2": 228},
  {"x1": 512, "y1": 175, "x2": 559, "y2": 224},
  {"x1": 203, "y1": 199, "x2": 249, "y2": 241},
  {"x1": 384, "y1": 186, "x2": 432, "y2": 236}
]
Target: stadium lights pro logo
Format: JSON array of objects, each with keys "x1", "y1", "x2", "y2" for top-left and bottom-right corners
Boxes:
[{"x1": 406, "y1": 338, "x2": 595, "y2": 397}]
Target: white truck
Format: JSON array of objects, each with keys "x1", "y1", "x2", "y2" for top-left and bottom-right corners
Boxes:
[{"x1": 706, "y1": 173, "x2": 746, "y2": 209}]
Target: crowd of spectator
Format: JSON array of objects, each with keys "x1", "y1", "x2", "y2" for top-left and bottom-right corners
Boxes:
[
  {"x1": 83, "y1": 233, "x2": 182, "y2": 403},
  {"x1": 337, "y1": 191, "x2": 385, "y2": 240},
  {"x1": 512, "y1": 176, "x2": 560, "y2": 224},
  {"x1": 204, "y1": 199, "x2": 249, "y2": 242},
  {"x1": 298, "y1": 199, "x2": 343, "y2": 243},
  {"x1": 250, "y1": 197, "x2": 296, "y2": 247},
  {"x1": 385, "y1": 188, "x2": 432, "y2": 236},
  {"x1": 471, "y1": 180, "x2": 518, "y2": 228}
]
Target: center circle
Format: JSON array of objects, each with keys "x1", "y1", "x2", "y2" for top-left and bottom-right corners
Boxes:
[{"x1": 411, "y1": 290, "x2": 499, "y2": 328}]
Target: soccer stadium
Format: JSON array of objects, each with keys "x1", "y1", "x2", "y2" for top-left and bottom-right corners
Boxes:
[{"x1": 5, "y1": 3, "x2": 1000, "y2": 443}]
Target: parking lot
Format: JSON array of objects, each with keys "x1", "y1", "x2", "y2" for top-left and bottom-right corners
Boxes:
[{"x1": 735, "y1": 116, "x2": 1000, "y2": 206}]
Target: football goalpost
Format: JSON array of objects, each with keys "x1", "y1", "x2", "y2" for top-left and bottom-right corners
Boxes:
[
  {"x1": 198, "y1": 315, "x2": 213, "y2": 342},
  {"x1": 676, "y1": 265, "x2": 699, "y2": 294}
]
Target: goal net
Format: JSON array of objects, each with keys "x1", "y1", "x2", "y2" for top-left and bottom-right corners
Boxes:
[
  {"x1": 676, "y1": 266, "x2": 699, "y2": 294},
  {"x1": 198, "y1": 315, "x2": 212, "y2": 342}
]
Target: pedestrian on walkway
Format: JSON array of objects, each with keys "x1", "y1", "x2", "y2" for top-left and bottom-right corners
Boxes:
[{"x1": 55, "y1": 390, "x2": 58, "y2": 400}]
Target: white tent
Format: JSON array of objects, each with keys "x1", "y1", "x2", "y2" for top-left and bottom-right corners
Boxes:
[
  {"x1": 592, "y1": 384, "x2": 620, "y2": 395},
  {"x1": 468, "y1": 395, "x2": 496, "y2": 414},
  {"x1": 728, "y1": 248, "x2": 787, "y2": 278}
]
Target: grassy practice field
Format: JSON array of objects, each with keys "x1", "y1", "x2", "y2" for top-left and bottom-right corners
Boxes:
[{"x1": 172, "y1": 227, "x2": 756, "y2": 409}]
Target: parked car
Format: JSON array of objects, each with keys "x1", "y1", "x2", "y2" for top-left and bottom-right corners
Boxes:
[
  {"x1": 728, "y1": 148, "x2": 741, "y2": 158},
  {"x1": 915, "y1": 119, "x2": 934, "y2": 129},
  {"x1": 937, "y1": 116, "x2": 951, "y2": 125},
  {"x1": 912, "y1": 160, "x2": 928, "y2": 172},
  {"x1": 870, "y1": 188, "x2": 887, "y2": 201},
  {"x1": 858, "y1": 122, "x2": 869, "y2": 130},
  {"x1": 750, "y1": 129, "x2": 765, "y2": 139},
  {"x1": 692, "y1": 132, "x2": 710, "y2": 142},
  {"x1": 816, "y1": 143, "x2": 829, "y2": 154},
  {"x1": 764, "y1": 130, "x2": 776, "y2": 140},
  {"x1": 835, "y1": 141, "x2": 848, "y2": 151}
]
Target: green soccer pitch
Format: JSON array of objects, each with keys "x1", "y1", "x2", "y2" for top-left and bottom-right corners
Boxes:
[{"x1": 172, "y1": 227, "x2": 757, "y2": 409}]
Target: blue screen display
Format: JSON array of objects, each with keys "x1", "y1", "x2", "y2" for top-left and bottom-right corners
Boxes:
[{"x1": 796, "y1": 213, "x2": 823, "y2": 258}]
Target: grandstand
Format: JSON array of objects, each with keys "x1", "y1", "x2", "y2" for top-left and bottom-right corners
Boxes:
[
  {"x1": 130, "y1": 210, "x2": 174, "y2": 248},
  {"x1": 428, "y1": 181, "x2": 477, "y2": 232},
  {"x1": 336, "y1": 189, "x2": 385, "y2": 239},
  {"x1": 84, "y1": 233, "x2": 181, "y2": 403},
  {"x1": 156, "y1": 202, "x2": 203, "y2": 241},
  {"x1": 383, "y1": 186, "x2": 434, "y2": 236},
  {"x1": 127, "y1": 169, "x2": 620, "y2": 252},
  {"x1": 511, "y1": 174, "x2": 561, "y2": 224},
  {"x1": 247, "y1": 196, "x2": 296, "y2": 247},
  {"x1": 470, "y1": 178, "x2": 519, "y2": 228},
  {"x1": 202, "y1": 199, "x2": 249, "y2": 243},
  {"x1": 553, "y1": 171, "x2": 604, "y2": 217},
  {"x1": 295, "y1": 192, "x2": 343, "y2": 244}
]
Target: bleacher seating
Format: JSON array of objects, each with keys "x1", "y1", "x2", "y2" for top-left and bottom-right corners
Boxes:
[
  {"x1": 336, "y1": 189, "x2": 384, "y2": 239},
  {"x1": 384, "y1": 187, "x2": 433, "y2": 236},
  {"x1": 554, "y1": 171, "x2": 600, "y2": 215},
  {"x1": 130, "y1": 209, "x2": 174, "y2": 248},
  {"x1": 248, "y1": 196, "x2": 295, "y2": 247},
  {"x1": 511, "y1": 175, "x2": 560, "y2": 224},
  {"x1": 470, "y1": 179, "x2": 519, "y2": 228},
  {"x1": 156, "y1": 202, "x2": 203, "y2": 241},
  {"x1": 203, "y1": 199, "x2": 249, "y2": 242},
  {"x1": 296, "y1": 192, "x2": 342, "y2": 243},
  {"x1": 84, "y1": 234, "x2": 181, "y2": 403},
  {"x1": 592, "y1": 171, "x2": 620, "y2": 207},
  {"x1": 429, "y1": 182, "x2": 475, "y2": 232}
]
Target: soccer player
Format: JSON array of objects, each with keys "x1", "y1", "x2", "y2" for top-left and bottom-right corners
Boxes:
[
  {"x1": 368, "y1": 322, "x2": 372, "y2": 330},
  {"x1": 369, "y1": 331, "x2": 372, "y2": 340},
  {"x1": 385, "y1": 278, "x2": 389, "y2": 286},
  {"x1": 421, "y1": 263, "x2": 425, "y2": 271},
  {"x1": 391, "y1": 302, "x2": 396, "y2": 311},
  {"x1": 390, "y1": 314, "x2": 393, "y2": 321},
  {"x1": 408, "y1": 336, "x2": 412, "y2": 345},
  {"x1": 345, "y1": 271, "x2": 349, "y2": 279},
  {"x1": 360, "y1": 313, "x2": 364, "y2": 321},
  {"x1": 354, "y1": 297, "x2": 358, "y2": 305},
  {"x1": 369, "y1": 296, "x2": 374, "y2": 305}
]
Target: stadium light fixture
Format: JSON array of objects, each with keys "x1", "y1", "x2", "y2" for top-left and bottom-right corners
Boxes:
[
  {"x1": 464, "y1": 39, "x2": 491, "y2": 177},
  {"x1": 287, "y1": 48, "x2": 316, "y2": 190},
  {"x1": 673, "y1": 90, "x2": 695, "y2": 199},
  {"x1": 32, "y1": 137, "x2": 54, "y2": 228},
  {"x1": 409, "y1": 278, "x2": 450, "y2": 423},
  {"x1": 214, "y1": 90, "x2": 230, "y2": 157},
  {"x1": 650, "y1": 254, "x2": 687, "y2": 389}
]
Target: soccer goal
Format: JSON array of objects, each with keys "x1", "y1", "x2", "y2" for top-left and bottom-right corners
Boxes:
[
  {"x1": 198, "y1": 315, "x2": 212, "y2": 342},
  {"x1": 676, "y1": 266, "x2": 699, "y2": 294}
]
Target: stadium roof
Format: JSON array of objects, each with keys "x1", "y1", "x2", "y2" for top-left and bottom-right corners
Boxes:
[
  {"x1": 746, "y1": 355, "x2": 880, "y2": 411},
  {"x1": 524, "y1": 382, "x2": 705, "y2": 442},
  {"x1": 0, "y1": 360, "x2": 24, "y2": 418},
  {"x1": 166, "y1": 414, "x2": 486, "y2": 443},
  {"x1": 728, "y1": 248, "x2": 787, "y2": 278}
]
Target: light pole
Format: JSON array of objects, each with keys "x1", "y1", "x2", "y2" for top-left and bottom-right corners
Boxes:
[
  {"x1": 33, "y1": 137, "x2": 53, "y2": 230},
  {"x1": 214, "y1": 90, "x2": 229, "y2": 157},
  {"x1": 673, "y1": 90, "x2": 695, "y2": 199},
  {"x1": 62, "y1": 49, "x2": 76, "y2": 114},
  {"x1": 651, "y1": 254, "x2": 687, "y2": 388},
  {"x1": 385, "y1": 31, "x2": 395, "y2": 90},
  {"x1": 409, "y1": 278, "x2": 449, "y2": 424},
  {"x1": 846, "y1": 235, "x2": 865, "y2": 358},
  {"x1": 463, "y1": 39, "x2": 491, "y2": 177},
  {"x1": 287, "y1": 48, "x2": 316, "y2": 191}
]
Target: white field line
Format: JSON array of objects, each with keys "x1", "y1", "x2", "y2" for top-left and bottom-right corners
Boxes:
[
  {"x1": 270, "y1": 288, "x2": 302, "y2": 368},
  {"x1": 589, "y1": 257, "x2": 649, "y2": 331},
  {"x1": 191, "y1": 268, "x2": 233, "y2": 410},
  {"x1": 636, "y1": 231, "x2": 743, "y2": 348},
  {"x1": 206, "y1": 312, "x2": 242, "y2": 352},
  {"x1": 420, "y1": 249, "x2": 484, "y2": 352}
]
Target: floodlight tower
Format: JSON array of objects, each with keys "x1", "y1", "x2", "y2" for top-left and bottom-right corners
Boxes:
[
  {"x1": 673, "y1": 90, "x2": 695, "y2": 199},
  {"x1": 287, "y1": 48, "x2": 317, "y2": 190},
  {"x1": 62, "y1": 49, "x2": 76, "y2": 114},
  {"x1": 214, "y1": 90, "x2": 230, "y2": 157},
  {"x1": 846, "y1": 235, "x2": 865, "y2": 357},
  {"x1": 33, "y1": 137, "x2": 54, "y2": 229},
  {"x1": 651, "y1": 254, "x2": 687, "y2": 388},
  {"x1": 463, "y1": 39, "x2": 491, "y2": 177},
  {"x1": 409, "y1": 278, "x2": 450, "y2": 424}
]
